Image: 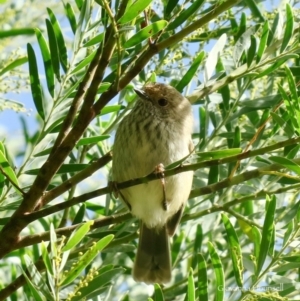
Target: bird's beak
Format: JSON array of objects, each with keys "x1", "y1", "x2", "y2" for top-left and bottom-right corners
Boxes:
[{"x1": 134, "y1": 88, "x2": 150, "y2": 101}]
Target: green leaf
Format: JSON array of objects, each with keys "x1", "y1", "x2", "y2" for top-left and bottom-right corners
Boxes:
[
  {"x1": 205, "y1": 34, "x2": 227, "y2": 81},
  {"x1": 244, "y1": 0, "x2": 265, "y2": 22},
  {"x1": 77, "y1": 135, "x2": 110, "y2": 146},
  {"x1": 165, "y1": 0, "x2": 180, "y2": 17},
  {"x1": 280, "y1": 4, "x2": 294, "y2": 53},
  {"x1": 247, "y1": 35, "x2": 256, "y2": 67},
  {"x1": 21, "y1": 268, "x2": 44, "y2": 301},
  {"x1": 22, "y1": 255, "x2": 54, "y2": 300},
  {"x1": 74, "y1": 0, "x2": 90, "y2": 50},
  {"x1": 25, "y1": 164, "x2": 89, "y2": 175},
  {"x1": 166, "y1": 0, "x2": 205, "y2": 31},
  {"x1": 191, "y1": 225, "x2": 202, "y2": 269},
  {"x1": 208, "y1": 165, "x2": 218, "y2": 185},
  {"x1": 197, "y1": 148, "x2": 241, "y2": 160},
  {"x1": 73, "y1": 203, "x2": 86, "y2": 224},
  {"x1": 0, "y1": 56, "x2": 28, "y2": 76},
  {"x1": 118, "y1": 0, "x2": 152, "y2": 24},
  {"x1": 71, "y1": 49, "x2": 96, "y2": 74},
  {"x1": 35, "y1": 28, "x2": 55, "y2": 97},
  {"x1": 235, "y1": 12, "x2": 246, "y2": 42},
  {"x1": 41, "y1": 241, "x2": 53, "y2": 275},
  {"x1": 62, "y1": 221, "x2": 94, "y2": 251},
  {"x1": 233, "y1": 25, "x2": 259, "y2": 65},
  {"x1": 154, "y1": 283, "x2": 164, "y2": 301},
  {"x1": 176, "y1": 51, "x2": 205, "y2": 92},
  {"x1": 0, "y1": 149, "x2": 19, "y2": 191},
  {"x1": 285, "y1": 66, "x2": 298, "y2": 108},
  {"x1": 100, "y1": 105, "x2": 123, "y2": 115},
  {"x1": 72, "y1": 267, "x2": 125, "y2": 301},
  {"x1": 256, "y1": 54, "x2": 299, "y2": 78},
  {"x1": 187, "y1": 268, "x2": 195, "y2": 301},
  {"x1": 27, "y1": 43, "x2": 45, "y2": 120},
  {"x1": 283, "y1": 220, "x2": 294, "y2": 247},
  {"x1": 198, "y1": 107, "x2": 206, "y2": 148},
  {"x1": 256, "y1": 195, "x2": 276, "y2": 275},
  {"x1": 47, "y1": 8, "x2": 68, "y2": 72},
  {"x1": 221, "y1": 214, "x2": 243, "y2": 287},
  {"x1": 46, "y1": 19, "x2": 60, "y2": 81},
  {"x1": 0, "y1": 28, "x2": 35, "y2": 38},
  {"x1": 83, "y1": 32, "x2": 104, "y2": 47},
  {"x1": 270, "y1": 112, "x2": 294, "y2": 137},
  {"x1": 60, "y1": 234, "x2": 114, "y2": 286},
  {"x1": 256, "y1": 21, "x2": 269, "y2": 63},
  {"x1": 64, "y1": 2, "x2": 77, "y2": 34},
  {"x1": 269, "y1": 156, "x2": 300, "y2": 175},
  {"x1": 197, "y1": 254, "x2": 208, "y2": 301},
  {"x1": 123, "y1": 21, "x2": 168, "y2": 48},
  {"x1": 267, "y1": 12, "x2": 279, "y2": 46},
  {"x1": 208, "y1": 242, "x2": 224, "y2": 301}
]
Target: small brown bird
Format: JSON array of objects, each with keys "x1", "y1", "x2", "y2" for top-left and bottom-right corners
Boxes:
[{"x1": 112, "y1": 83, "x2": 193, "y2": 284}]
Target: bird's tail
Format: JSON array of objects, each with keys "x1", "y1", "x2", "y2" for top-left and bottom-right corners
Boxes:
[{"x1": 133, "y1": 222, "x2": 171, "y2": 284}]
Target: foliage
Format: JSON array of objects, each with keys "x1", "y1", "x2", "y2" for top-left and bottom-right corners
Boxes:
[{"x1": 0, "y1": 0, "x2": 300, "y2": 300}]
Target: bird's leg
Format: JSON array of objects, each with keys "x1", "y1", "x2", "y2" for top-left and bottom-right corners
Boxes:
[
  {"x1": 110, "y1": 181, "x2": 132, "y2": 211},
  {"x1": 154, "y1": 163, "x2": 168, "y2": 211}
]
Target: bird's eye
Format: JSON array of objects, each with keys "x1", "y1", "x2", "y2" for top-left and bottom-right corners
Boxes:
[{"x1": 158, "y1": 98, "x2": 168, "y2": 106}]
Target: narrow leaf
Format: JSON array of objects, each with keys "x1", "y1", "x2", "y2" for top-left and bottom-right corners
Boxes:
[
  {"x1": 41, "y1": 241, "x2": 53, "y2": 275},
  {"x1": 165, "y1": 0, "x2": 180, "y2": 17},
  {"x1": 280, "y1": 4, "x2": 294, "y2": 53},
  {"x1": 60, "y1": 234, "x2": 114, "y2": 286},
  {"x1": 285, "y1": 66, "x2": 298, "y2": 108},
  {"x1": 73, "y1": 204, "x2": 86, "y2": 225},
  {"x1": 46, "y1": 19, "x2": 60, "y2": 81},
  {"x1": 197, "y1": 254, "x2": 208, "y2": 301},
  {"x1": 62, "y1": 220, "x2": 94, "y2": 252},
  {"x1": 208, "y1": 242, "x2": 224, "y2": 301},
  {"x1": 25, "y1": 164, "x2": 89, "y2": 175},
  {"x1": 77, "y1": 135, "x2": 110, "y2": 146},
  {"x1": 21, "y1": 269, "x2": 44, "y2": 301},
  {"x1": 247, "y1": 35, "x2": 256, "y2": 67},
  {"x1": 204, "y1": 34, "x2": 227, "y2": 82},
  {"x1": 0, "y1": 56, "x2": 28, "y2": 76},
  {"x1": 83, "y1": 32, "x2": 104, "y2": 47},
  {"x1": 47, "y1": 8, "x2": 68, "y2": 71},
  {"x1": 187, "y1": 268, "x2": 195, "y2": 301},
  {"x1": 64, "y1": 2, "x2": 77, "y2": 34},
  {"x1": 221, "y1": 214, "x2": 243, "y2": 287},
  {"x1": 0, "y1": 149, "x2": 19, "y2": 190},
  {"x1": 27, "y1": 43, "x2": 45, "y2": 120},
  {"x1": 35, "y1": 28, "x2": 55, "y2": 97},
  {"x1": 71, "y1": 50, "x2": 96, "y2": 74},
  {"x1": 256, "y1": 54, "x2": 298, "y2": 78},
  {"x1": 256, "y1": 21, "x2": 269, "y2": 63},
  {"x1": 166, "y1": 0, "x2": 205, "y2": 31},
  {"x1": 269, "y1": 156, "x2": 300, "y2": 175},
  {"x1": 123, "y1": 21, "x2": 168, "y2": 48},
  {"x1": 72, "y1": 267, "x2": 125, "y2": 301},
  {"x1": 176, "y1": 51, "x2": 205, "y2": 92},
  {"x1": 118, "y1": 0, "x2": 152, "y2": 24},
  {"x1": 256, "y1": 195, "x2": 276, "y2": 275},
  {"x1": 154, "y1": 283, "x2": 164, "y2": 301},
  {"x1": 197, "y1": 148, "x2": 241, "y2": 160}
]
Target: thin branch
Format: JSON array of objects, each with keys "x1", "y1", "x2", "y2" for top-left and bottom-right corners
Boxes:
[
  {"x1": 42, "y1": 151, "x2": 112, "y2": 206},
  {"x1": 157, "y1": 0, "x2": 241, "y2": 51},
  {"x1": 24, "y1": 137, "x2": 300, "y2": 223},
  {"x1": 17, "y1": 213, "x2": 132, "y2": 249}
]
